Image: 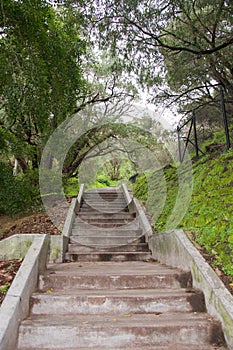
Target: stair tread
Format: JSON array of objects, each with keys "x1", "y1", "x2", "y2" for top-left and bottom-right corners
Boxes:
[
  {"x1": 66, "y1": 251, "x2": 151, "y2": 255},
  {"x1": 43, "y1": 261, "x2": 184, "y2": 275},
  {"x1": 20, "y1": 312, "x2": 216, "y2": 326},
  {"x1": 17, "y1": 346, "x2": 227, "y2": 350},
  {"x1": 32, "y1": 288, "x2": 199, "y2": 297},
  {"x1": 68, "y1": 243, "x2": 148, "y2": 246}
]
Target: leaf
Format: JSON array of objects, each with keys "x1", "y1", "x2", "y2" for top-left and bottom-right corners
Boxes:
[
  {"x1": 81, "y1": 321, "x2": 89, "y2": 324},
  {"x1": 46, "y1": 289, "x2": 52, "y2": 293}
]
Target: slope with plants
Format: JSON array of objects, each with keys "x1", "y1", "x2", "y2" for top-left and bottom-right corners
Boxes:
[{"x1": 133, "y1": 136, "x2": 233, "y2": 289}]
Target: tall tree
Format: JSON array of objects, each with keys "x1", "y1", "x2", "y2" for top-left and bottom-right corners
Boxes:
[
  {"x1": 71, "y1": 0, "x2": 233, "y2": 109},
  {"x1": 0, "y1": 0, "x2": 86, "y2": 169}
]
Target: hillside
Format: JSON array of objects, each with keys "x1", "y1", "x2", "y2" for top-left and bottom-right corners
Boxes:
[{"x1": 134, "y1": 142, "x2": 233, "y2": 291}]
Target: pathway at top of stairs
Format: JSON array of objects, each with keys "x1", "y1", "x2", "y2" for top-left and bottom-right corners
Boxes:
[{"x1": 16, "y1": 187, "x2": 227, "y2": 349}]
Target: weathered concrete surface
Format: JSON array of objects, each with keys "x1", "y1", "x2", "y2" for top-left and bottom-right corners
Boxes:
[
  {"x1": 30, "y1": 288, "x2": 205, "y2": 315},
  {"x1": 66, "y1": 187, "x2": 147, "y2": 260},
  {"x1": 0, "y1": 234, "x2": 49, "y2": 350},
  {"x1": 38, "y1": 261, "x2": 192, "y2": 291},
  {"x1": 15, "y1": 346, "x2": 227, "y2": 350},
  {"x1": 149, "y1": 229, "x2": 233, "y2": 349},
  {"x1": 122, "y1": 182, "x2": 153, "y2": 241},
  {"x1": 17, "y1": 312, "x2": 223, "y2": 349},
  {"x1": 67, "y1": 242, "x2": 149, "y2": 253},
  {"x1": 0, "y1": 234, "x2": 35, "y2": 260},
  {"x1": 17, "y1": 259, "x2": 226, "y2": 349},
  {"x1": 61, "y1": 184, "x2": 84, "y2": 261},
  {"x1": 0, "y1": 233, "x2": 62, "y2": 264}
]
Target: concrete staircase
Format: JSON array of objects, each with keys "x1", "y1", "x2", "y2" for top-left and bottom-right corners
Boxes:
[
  {"x1": 16, "y1": 187, "x2": 226, "y2": 349},
  {"x1": 65, "y1": 187, "x2": 151, "y2": 262}
]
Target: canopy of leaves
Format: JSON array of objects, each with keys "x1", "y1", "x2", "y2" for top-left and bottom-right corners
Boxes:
[
  {"x1": 70, "y1": 0, "x2": 233, "y2": 111},
  {"x1": 0, "y1": 0, "x2": 86, "y2": 167}
]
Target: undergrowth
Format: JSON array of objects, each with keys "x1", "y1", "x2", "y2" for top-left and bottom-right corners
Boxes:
[{"x1": 134, "y1": 143, "x2": 233, "y2": 279}]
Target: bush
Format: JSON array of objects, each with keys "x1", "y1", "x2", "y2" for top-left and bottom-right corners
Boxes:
[
  {"x1": 0, "y1": 162, "x2": 41, "y2": 215},
  {"x1": 63, "y1": 177, "x2": 79, "y2": 197}
]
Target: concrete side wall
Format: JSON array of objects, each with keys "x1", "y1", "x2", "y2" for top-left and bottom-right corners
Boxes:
[
  {"x1": 121, "y1": 183, "x2": 153, "y2": 242},
  {"x1": 0, "y1": 234, "x2": 35, "y2": 260},
  {"x1": 149, "y1": 230, "x2": 233, "y2": 349},
  {"x1": 61, "y1": 184, "x2": 85, "y2": 261},
  {"x1": 133, "y1": 198, "x2": 153, "y2": 242},
  {"x1": 0, "y1": 233, "x2": 62, "y2": 264},
  {"x1": 0, "y1": 234, "x2": 49, "y2": 350}
]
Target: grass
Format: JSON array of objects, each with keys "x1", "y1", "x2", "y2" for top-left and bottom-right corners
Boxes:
[{"x1": 133, "y1": 139, "x2": 233, "y2": 280}]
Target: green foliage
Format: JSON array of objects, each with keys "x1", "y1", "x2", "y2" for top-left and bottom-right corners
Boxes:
[
  {"x1": 63, "y1": 177, "x2": 80, "y2": 197},
  {"x1": 0, "y1": 162, "x2": 41, "y2": 215},
  {"x1": 0, "y1": 1, "x2": 86, "y2": 168},
  {"x1": 133, "y1": 149, "x2": 233, "y2": 278},
  {"x1": 133, "y1": 175, "x2": 148, "y2": 201},
  {"x1": 0, "y1": 282, "x2": 10, "y2": 295},
  {"x1": 78, "y1": 0, "x2": 233, "y2": 108},
  {"x1": 95, "y1": 174, "x2": 112, "y2": 187}
]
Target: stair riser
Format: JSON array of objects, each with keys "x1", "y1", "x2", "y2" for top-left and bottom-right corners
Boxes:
[
  {"x1": 69, "y1": 237, "x2": 146, "y2": 246},
  {"x1": 15, "y1": 346, "x2": 226, "y2": 350},
  {"x1": 82, "y1": 199, "x2": 126, "y2": 204},
  {"x1": 30, "y1": 294, "x2": 204, "y2": 315},
  {"x1": 71, "y1": 229, "x2": 142, "y2": 236},
  {"x1": 65, "y1": 252, "x2": 152, "y2": 262},
  {"x1": 17, "y1": 323, "x2": 219, "y2": 349},
  {"x1": 39, "y1": 275, "x2": 185, "y2": 291},
  {"x1": 69, "y1": 237, "x2": 143, "y2": 245},
  {"x1": 83, "y1": 194, "x2": 125, "y2": 199},
  {"x1": 79, "y1": 208, "x2": 129, "y2": 213},
  {"x1": 75, "y1": 217, "x2": 137, "y2": 223},
  {"x1": 78, "y1": 213, "x2": 135, "y2": 219},
  {"x1": 73, "y1": 223, "x2": 139, "y2": 229},
  {"x1": 73, "y1": 222, "x2": 142, "y2": 235},
  {"x1": 81, "y1": 203, "x2": 127, "y2": 208},
  {"x1": 67, "y1": 244, "x2": 149, "y2": 253}
]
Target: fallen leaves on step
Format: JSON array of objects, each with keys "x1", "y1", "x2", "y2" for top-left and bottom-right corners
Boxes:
[{"x1": 46, "y1": 289, "x2": 53, "y2": 293}]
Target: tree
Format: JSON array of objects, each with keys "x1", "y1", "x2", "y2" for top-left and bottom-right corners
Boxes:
[
  {"x1": 159, "y1": 0, "x2": 233, "y2": 112},
  {"x1": 70, "y1": 0, "x2": 233, "y2": 109},
  {"x1": 0, "y1": 1, "x2": 86, "y2": 170}
]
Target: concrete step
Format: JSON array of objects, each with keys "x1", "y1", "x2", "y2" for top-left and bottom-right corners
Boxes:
[
  {"x1": 71, "y1": 228, "x2": 142, "y2": 236},
  {"x1": 69, "y1": 235, "x2": 144, "y2": 246},
  {"x1": 67, "y1": 242, "x2": 149, "y2": 253},
  {"x1": 83, "y1": 191, "x2": 125, "y2": 198},
  {"x1": 79, "y1": 207, "x2": 129, "y2": 213},
  {"x1": 69, "y1": 235, "x2": 146, "y2": 246},
  {"x1": 38, "y1": 262, "x2": 191, "y2": 291},
  {"x1": 80, "y1": 206, "x2": 128, "y2": 213},
  {"x1": 17, "y1": 313, "x2": 224, "y2": 349},
  {"x1": 65, "y1": 251, "x2": 152, "y2": 262},
  {"x1": 75, "y1": 216, "x2": 138, "y2": 224},
  {"x1": 82, "y1": 196, "x2": 126, "y2": 202},
  {"x1": 82, "y1": 198, "x2": 126, "y2": 203},
  {"x1": 17, "y1": 346, "x2": 227, "y2": 350},
  {"x1": 30, "y1": 288, "x2": 205, "y2": 315},
  {"x1": 77, "y1": 212, "x2": 136, "y2": 220},
  {"x1": 81, "y1": 202, "x2": 127, "y2": 207},
  {"x1": 71, "y1": 229, "x2": 143, "y2": 236},
  {"x1": 82, "y1": 198, "x2": 127, "y2": 204},
  {"x1": 82, "y1": 202, "x2": 127, "y2": 208},
  {"x1": 73, "y1": 220, "x2": 140, "y2": 229}
]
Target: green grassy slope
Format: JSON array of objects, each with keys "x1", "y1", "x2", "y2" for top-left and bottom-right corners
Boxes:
[{"x1": 133, "y1": 147, "x2": 233, "y2": 280}]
